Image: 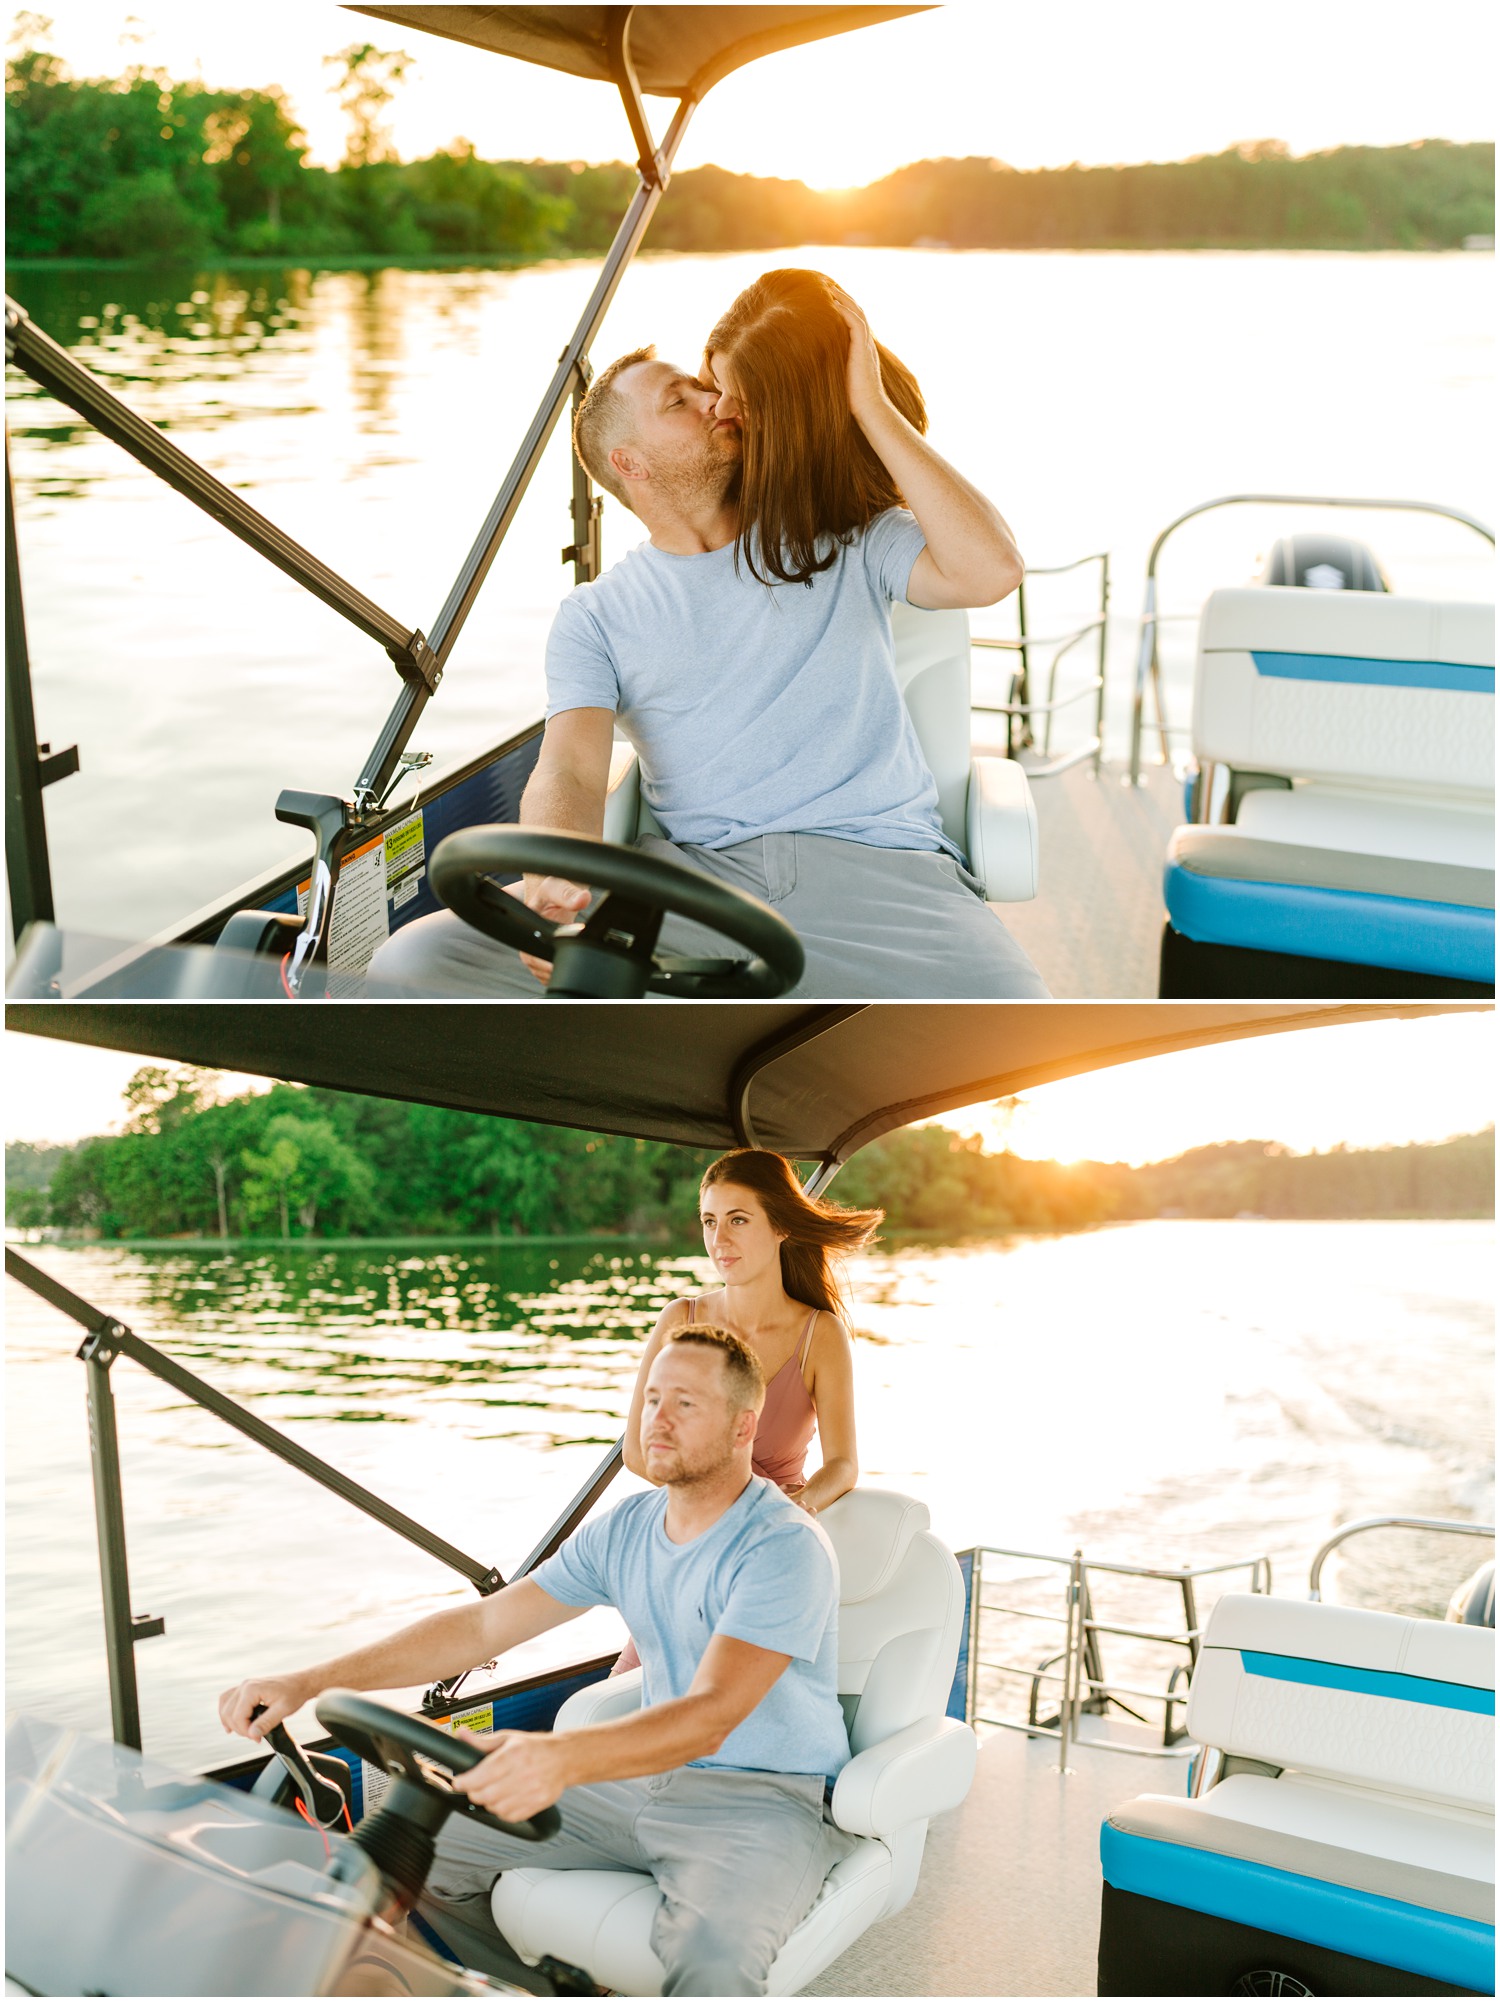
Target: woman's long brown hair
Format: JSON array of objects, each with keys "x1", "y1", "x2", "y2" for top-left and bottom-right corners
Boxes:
[
  {"x1": 704, "y1": 267, "x2": 927, "y2": 588},
  {"x1": 700, "y1": 1148, "x2": 883, "y2": 1320}
]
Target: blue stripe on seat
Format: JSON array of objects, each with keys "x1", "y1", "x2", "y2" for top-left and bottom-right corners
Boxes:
[
  {"x1": 1099, "y1": 1825, "x2": 1495, "y2": 1991},
  {"x1": 1250, "y1": 651, "x2": 1494, "y2": 693},
  {"x1": 1241, "y1": 1650, "x2": 1496, "y2": 1715},
  {"x1": 1163, "y1": 862, "x2": 1495, "y2": 985}
]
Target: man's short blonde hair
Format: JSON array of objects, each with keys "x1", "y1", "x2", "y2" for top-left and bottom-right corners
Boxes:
[
  {"x1": 664, "y1": 1323, "x2": 765, "y2": 1413},
  {"x1": 573, "y1": 343, "x2": 656, "y2": 512}
]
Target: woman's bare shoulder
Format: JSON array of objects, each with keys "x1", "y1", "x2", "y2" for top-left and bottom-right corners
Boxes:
[
  {"x1": 650, "y1": 1295, "x2": 698, "y2": 1336},
  {"x1": 806, "y1": 1308, "x2": 853, "y2": 1366}
]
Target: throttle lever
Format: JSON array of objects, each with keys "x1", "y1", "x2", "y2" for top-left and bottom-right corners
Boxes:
[{"x1": 250, "y1": 1702, "x2": 348, "y2": 1828}]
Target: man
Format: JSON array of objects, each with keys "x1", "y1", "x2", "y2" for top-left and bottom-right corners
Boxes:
[
  {"x1": 369, "y1": 291, "x2": 1047, "y2": 998},
  {"x1": 219, "y1": 1327, "x2": 856, "y2": 1998}
]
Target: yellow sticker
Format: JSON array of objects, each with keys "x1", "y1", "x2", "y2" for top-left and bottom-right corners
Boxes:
[
  {"x1": 385, "y1": 811, "x2": 426, "y2": 887},
  {"x1": 445, "y1": 1705, "x2": 494, "y2": 1735}
]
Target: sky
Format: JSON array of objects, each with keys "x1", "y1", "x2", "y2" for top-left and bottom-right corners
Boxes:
[
  {"x1": 14, "y1": 2, "x2": 1497, "y2": 189},
  {"x1": 4, "y1": 1010, "x2": 1491, "y2": 1167}
]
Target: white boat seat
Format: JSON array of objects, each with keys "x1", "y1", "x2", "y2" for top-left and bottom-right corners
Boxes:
[
  {"x1": 1165, "y1": 587, "x2": 1495, "y2": 982},
  {"x1": 1099, "y1": 1593, "x2": 1496, "y2": 1995},
  {"x1": 602, "y1": 603, "x2": 1039, "y2": 903},
  {"x1": 492, "y1": 1488, "x2": 976, "y2": 1996}
]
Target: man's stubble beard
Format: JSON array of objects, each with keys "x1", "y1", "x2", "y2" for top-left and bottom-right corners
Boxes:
[
  {"x1": 652, "y1": 1420, "x2": 745, "y2": 1491},
  {"x1": 655, "y1": 431, "x2": 741, "y2": 517}
]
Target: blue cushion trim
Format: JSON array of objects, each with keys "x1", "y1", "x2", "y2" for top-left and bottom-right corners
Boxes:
[
  {"x1": 1241, "y1": 1649, "x2": 1496, "y2": 1715},
  {"x1": 1099, "y1": 1825, "x2": 1495, "y2": 1990},
  {"x1": 1251, "y1": 650, "x2": 1494, "y2": 694},
  {"x1": 1163, "y1": 861, "x2": 1495, "y2": 984}
]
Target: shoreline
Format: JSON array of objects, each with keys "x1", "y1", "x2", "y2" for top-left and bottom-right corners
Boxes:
[
  {"x1": 5, "y1": 1215, "x2": 1490, "y2": 1253},
  {"x1": 5, "y1": 243, "x2": 1490, "y2": 277}
]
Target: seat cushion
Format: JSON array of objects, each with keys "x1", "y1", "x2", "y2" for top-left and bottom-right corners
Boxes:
[
  {"x1": 1192, "y1": 588, "x2": 1494, "y2": 792},
  {"x1": 1163, "y1": 846, "x2": 1495, "y2": 984},
  {"x1": 1236, "y1": 784, "x2": 1494, "y2": 867},
  {"x1": 1102, "y1": 1775, "x2": 1494, "y2": 1991},
  {"x1": 1185, "y1": 1596, "x2": 1495, "y2": 1812},
  {"x1": 493, "y1": 1838, "x2": 892, "y2": 1998}
]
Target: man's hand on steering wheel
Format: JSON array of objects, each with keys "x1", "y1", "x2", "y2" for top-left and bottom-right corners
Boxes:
[
  {"x1": 430, "y1": 827, "x2": 804, "y2": 1000},
  {"x1": 451, "y1": 1725, "x2": 573, "y2": 1823},
  {"x1": 519, "y1": 873, "x2": 591, "y2": 987}
]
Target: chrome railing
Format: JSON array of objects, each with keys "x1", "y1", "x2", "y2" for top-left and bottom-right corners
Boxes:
[
  {"x1": 965, "y1": 1543, "x2": 1271, "y2": 1774},
  {"x1": 1127, "y1": 494, "x2": 1497, "y2": 787},
  {"x1": 973, "y1": 551, "x2": 1109, "y2": 776},
  {"x1": 1308, "y1": 1515, "x2": 1495, "y2": 1601}
]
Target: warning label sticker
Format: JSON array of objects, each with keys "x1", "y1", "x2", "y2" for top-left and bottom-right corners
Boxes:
[
  {"x1": 299, "y1": 831, "x2": 388, "y2": 995},
  {"x1": 291, "y1": 809, "x2": 426, "y2": 992},
  {"x1": 384, "y1": 811, "x2": 425, "y2": 890},
  {"x1": 441, "y1": 1705, "x2": 496, "y2": 1736}
]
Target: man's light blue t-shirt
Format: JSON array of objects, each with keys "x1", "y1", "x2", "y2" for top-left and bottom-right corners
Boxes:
[
  {"x1": 531, "y1": 1476, "x2": 850, "y2": 1784},
  {"x1": 544, "y1": 508, "x2": 962, "y2": 860}
]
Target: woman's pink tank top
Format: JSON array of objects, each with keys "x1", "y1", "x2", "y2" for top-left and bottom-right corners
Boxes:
[{"x1": 687, "y1": 1296, "x2": 818, "y2": 1492}]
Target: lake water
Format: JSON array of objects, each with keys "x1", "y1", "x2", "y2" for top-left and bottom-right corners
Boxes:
[
  {"x1": 5, "y1": 1220, "x2": 1492, "y2": 1771},
  {"x1": 5, "y1": 247, "x2": 1494, "y2": 942}
]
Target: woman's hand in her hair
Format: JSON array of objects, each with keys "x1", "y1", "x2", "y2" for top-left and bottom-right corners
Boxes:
[{"x1": 828, "y1": 284, "x2": 890, "y2": 431}]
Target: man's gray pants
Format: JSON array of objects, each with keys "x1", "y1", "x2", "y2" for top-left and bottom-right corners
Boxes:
[
  {"x1": 370, "y1": 830, "x2": 1049, "y2": 998},
  {"x1": 421, "y1": 1766, "x2": 857, "y2": 1997}
]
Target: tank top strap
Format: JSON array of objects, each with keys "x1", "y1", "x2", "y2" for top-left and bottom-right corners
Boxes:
[
  {"x1": 685, "y1": 1296, "x2": 697, "y2": 1325},
  {"x1": 797, "y1": 1308, "x2": 818, "y2": 1372}
]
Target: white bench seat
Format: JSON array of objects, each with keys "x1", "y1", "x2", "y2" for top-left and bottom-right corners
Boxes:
[
  {"x1": 1163, "y1": 587, "x2": 1495, "y2": 991},
  {"x1": 1099, "y1": 1594, "x2": 1495, "y2": 1996}
]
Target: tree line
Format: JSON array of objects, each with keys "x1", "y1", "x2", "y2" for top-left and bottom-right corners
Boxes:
[
  {"x1": 7, "y1": 31, "x2": 1491, "y2": 263},
  {"x1": 4, "y1": 1068, "x2": 1491, "y2": 1242}
]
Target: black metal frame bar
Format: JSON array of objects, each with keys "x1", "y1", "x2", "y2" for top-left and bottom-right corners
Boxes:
[
  {"x1": 7, "y1": 1248, "x2": 507, "y2": 1748},
  {"x1": 5, "y1": 429, "x2": 76, "y2": 934},
  {"x1": 79, "y1": 1327, "x2": 146, "y2": 1747},
  {"x1": 368, "y1": 94, "x2": 697, "y2": 809},
  {"x1": 424, "y1": 1434, "x2": 630, "y2": 1711},
  {"x1": 3, "y1": 302, "x2": 432, "y2": 678},
  {"x1": 3, "y1": 13, "x2": 693, "y2": 956}
]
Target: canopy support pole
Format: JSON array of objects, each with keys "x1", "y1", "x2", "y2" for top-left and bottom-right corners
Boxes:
[
  {"x1": 608, "y1": 7, "x2": 666, "y2": 188},
  {"x1": 7, "y1": 1247, "x2": 508, "y2": 1751},
  {"x1": 2, "y1": 300, "x2": 433, "y2": 684},
  {"x1": 5, "y1": 428, "x2": 74, "y2": 939},
  {"x1": 348, "y1": 89, "x2": 697, "y2": 812}
]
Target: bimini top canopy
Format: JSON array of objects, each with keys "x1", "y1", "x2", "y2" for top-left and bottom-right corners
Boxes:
[
  {"x1": 5, "y1": 1003, "x2": 1451, "y2": 1164},
  {"x1": 351, "y1": 5, "x2": 931, "y2": 100}
]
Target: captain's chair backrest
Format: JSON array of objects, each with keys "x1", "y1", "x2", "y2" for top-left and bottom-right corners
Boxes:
[
  {"x1": 890, "y1": 602, "x2": 973, "y2": 851},
  {"x1": 1192, "y1": 588, "x2": 1495, "y2": 798},
  {"x1": 817, "y1": 1487, "x2": 967, "y2": 1755},
  {"x1": 1187, "y1": 1593, "x2": 1495, "y2": 1813}
]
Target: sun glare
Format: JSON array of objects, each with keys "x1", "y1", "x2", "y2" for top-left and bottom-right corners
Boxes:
[
  {"x1": 933, "y1": 1014, "x2": 1494, "y2": 1168},
  {"x1": 20, "y1": 4, "x2": 1495, "y2": 182}
]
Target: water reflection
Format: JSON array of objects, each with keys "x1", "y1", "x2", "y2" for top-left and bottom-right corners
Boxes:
[
  {"x1": 5, "y1": 1221, "x2": 1492, "y2": 1771},
  {"x1": 6, "y1": 250, "x2": 1492, "y2": 942},
  {"x1": 11, "y1": 1238, "x2": 710, "y2": 1445}
]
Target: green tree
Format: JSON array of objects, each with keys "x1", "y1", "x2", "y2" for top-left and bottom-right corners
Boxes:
[
  {"x1": 324, "y1": 41, "x2": 411, "y2": 168},
  {"x1": 240, "y1": 1113, "x2": 375, "y2": 1237},
  {"x1": 202, "y1": 85, "x2": 310, "y2": 248}
]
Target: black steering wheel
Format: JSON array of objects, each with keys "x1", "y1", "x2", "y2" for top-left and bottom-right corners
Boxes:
[
  {"x1": 429, "y1": 827, "x2": 805, "y2": 999},
  {"x1": 315, "y1": 1690, "x2": 559, "y2": 1905}
]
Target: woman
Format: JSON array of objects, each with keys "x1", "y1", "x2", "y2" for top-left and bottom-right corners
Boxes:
[
  {"x1": 702, "y1": 265, "x2": 928, "y2": 587},
  {"x1": 612, "y1": 1148, "x2": 882, "y2": 1672}
]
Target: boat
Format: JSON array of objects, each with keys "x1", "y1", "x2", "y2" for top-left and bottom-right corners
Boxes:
[
  {"x1": 5, "y1": 9, "x2": 1493, "y2": 1004},
  {"x1": 5, "y1": 998, "x2": 1493, "y2": 1996}
]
